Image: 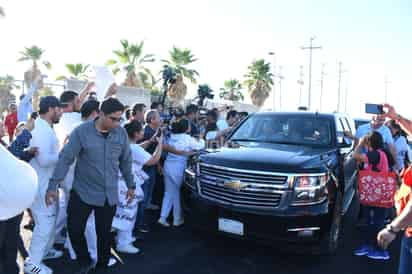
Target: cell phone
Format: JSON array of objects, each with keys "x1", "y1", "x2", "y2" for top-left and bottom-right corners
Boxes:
[
  {"x1": 365, "y1": 103, "x2": 384, "y2": 115},
  {"x1": 30, "y1": 112, "x2": 38, "y2": 119}
]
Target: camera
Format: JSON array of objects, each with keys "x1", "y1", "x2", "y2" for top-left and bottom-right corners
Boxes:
[{"x1": 197, "y1": 84, "x2": 215, "y2": 107}]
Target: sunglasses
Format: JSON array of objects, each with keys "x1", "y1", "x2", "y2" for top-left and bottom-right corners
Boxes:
[{"x1": 108, "y1": 116, "x2": 124, "y2": 122}]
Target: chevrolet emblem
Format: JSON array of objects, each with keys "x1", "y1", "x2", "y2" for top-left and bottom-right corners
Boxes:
[{"x1": 223, "y1": 180, "x2": 249, "y2": 191}]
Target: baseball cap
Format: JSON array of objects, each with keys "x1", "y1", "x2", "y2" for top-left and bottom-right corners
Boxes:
[{"x1": 39, "y1": 96, "x2": 63, "y2": 113}]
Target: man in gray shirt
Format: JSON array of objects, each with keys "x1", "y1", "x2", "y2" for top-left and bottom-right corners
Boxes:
[{"x1": 46, "y1": 97, "x2": 134, "y2": 273}]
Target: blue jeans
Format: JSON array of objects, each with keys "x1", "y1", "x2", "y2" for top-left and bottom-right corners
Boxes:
[
  {"x1": 359, "y1": 206, "x2": 387, "y2": 249},
  {"x1": 136, "y1": 166, "x2": 157, "y2": 228},
  {"x1": 399, "y1": 235, "x2": 412, "y2": 274}
]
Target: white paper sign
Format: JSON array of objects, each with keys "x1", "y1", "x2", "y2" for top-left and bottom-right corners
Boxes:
[
  {"x1": 0, "y1": 145, "x2": 38, "y2": 220},
  {"x1": 112, "y1": 178, "x2": 143, "y2": 231},
  {"x1": 94, "y1": 66, "x2": 115, "y2": 101}
]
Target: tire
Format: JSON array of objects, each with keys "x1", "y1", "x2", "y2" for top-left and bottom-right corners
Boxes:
[{"x1": 318, "y1": 192, "x2": 343, "y2": 255}]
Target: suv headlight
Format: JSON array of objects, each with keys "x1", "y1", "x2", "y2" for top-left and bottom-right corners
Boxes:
[
  {"x1": 291, "y1": 174, "x2": 328, "y2": 206},
  {"x1": 184, "y1": 161, "x2": 198, "y2": 191}
]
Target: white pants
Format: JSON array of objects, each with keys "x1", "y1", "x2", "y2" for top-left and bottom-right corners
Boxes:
[
  {"x1": 55, "y1": 165, "x2": 74, "y2": 241},
  {"x1": 65, "y1": 211, "x2": 97, "y2": 261},
  {"x1": 160, "y1": 160, "x2": 185, "y2": 222},
  {"x1": 29, "y1": 198, "x2": 58, "y2": 265},
  {"x1": 55, "y1": 188, "x2": 68, "y2": 242},
  {"x1": 116, "y1": 229, "x2": 134, "y2": 247}
]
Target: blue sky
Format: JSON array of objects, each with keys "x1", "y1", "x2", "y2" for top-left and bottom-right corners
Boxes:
[{"x1": 1, "y1": 0, "x2": 411, "y2": 117}]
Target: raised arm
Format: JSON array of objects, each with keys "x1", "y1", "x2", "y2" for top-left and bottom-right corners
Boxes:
[
  {"x1": 352, "y1": 137, "x2": 368, "y2": 163},
  {"x1": 383, "y1": 104, "x2": 412, "y2": 136},
  {"x1": 119, "y1": 131, "x2": 135, "y2": 190},
  {"x1": 145, "y1": 135, "x2": 163, "y2": 166}
]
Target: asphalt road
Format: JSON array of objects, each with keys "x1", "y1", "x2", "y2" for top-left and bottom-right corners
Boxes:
[{"x1": 18, "y1": 195, "x2": 401, "y2": 274}]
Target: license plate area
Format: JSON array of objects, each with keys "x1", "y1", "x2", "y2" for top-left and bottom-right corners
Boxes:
[{"x1": 218, "y1": 218, "x2": 244, "y2": 236}]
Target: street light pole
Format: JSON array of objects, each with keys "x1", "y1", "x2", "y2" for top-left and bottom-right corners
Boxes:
[
  {"x1": 269, "y1": 52, "x2": 276, "y2": 111},
  {"x1": 301, "y1": 36, "x2": 322, "y2": 110},
  {"x1": 320, "y1": 63, "x2": 326, "y2": 112}
]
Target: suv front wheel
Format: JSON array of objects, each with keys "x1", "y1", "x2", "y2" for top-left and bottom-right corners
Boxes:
[{"x1": 318, "y1": 192, "x2": 343, "y2": 255}]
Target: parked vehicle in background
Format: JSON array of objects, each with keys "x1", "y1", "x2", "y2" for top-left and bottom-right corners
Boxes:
[
  {"x1": 182, "y1": 111, "x2": 358, "y2": 254},
  {"x1": 354, "y1": 118, "x2": 369, "y2": 130}
]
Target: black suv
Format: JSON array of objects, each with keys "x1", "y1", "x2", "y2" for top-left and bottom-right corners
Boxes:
[{"x1": 182, "y1": 112, "x2": 358, "y2": 254}]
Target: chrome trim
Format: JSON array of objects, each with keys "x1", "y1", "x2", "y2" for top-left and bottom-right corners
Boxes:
[
  {"x1": 200, "y1": 163, "x2": 327, "y2": 178},
  {"x1": 290, "y1": 196, "x2": 328, "y2": 206},
  {"x1": 287, "y1": 227, "x2": 321, "y2": 232},
  {"x1": 201, "y1": 177, "x2": 287, "y2": 193},
  {"x1": 184, "y1": 168, "x2": 196, "y2": 177}
]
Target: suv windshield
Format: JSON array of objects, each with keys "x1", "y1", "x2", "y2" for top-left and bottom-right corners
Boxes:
[{"x1": 230, "y1": 114, "x2": 333, "y2": 146}]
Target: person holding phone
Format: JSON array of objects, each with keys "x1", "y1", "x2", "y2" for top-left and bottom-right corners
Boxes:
[{"x1": 377, "y1": 104, "x2": 412, "y2": 274}]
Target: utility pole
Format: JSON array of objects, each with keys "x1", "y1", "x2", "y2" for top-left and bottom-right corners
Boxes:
[
  {"x1": 320, "y1": 63, "x2": 326, "y2": 112},
  {"x1": 297, "y1": 65, "x2": 304, "y2": 107},
  {"x1": 337, "y1": 62, "x2": 348, "y2": 112},
  {"x1": 337, "y1": 62, "x2": 342, "y2": 112},
  {"x1": 301, "y1": 36, "x2": 322, "y2": 110},
  {"x1": 278, "y1": 66, "x2": 285, "y2": 110},
  {"x1": 344, "y1": 72, "x2": 349, "y2": 113},
  {"x1": 268, "y1": 52, "x2": 276, "y2": 111}
]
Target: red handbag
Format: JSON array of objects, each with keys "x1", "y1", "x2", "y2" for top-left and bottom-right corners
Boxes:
[{"x1": 358, "y1": 169, "x2": 397, "y2": 208}]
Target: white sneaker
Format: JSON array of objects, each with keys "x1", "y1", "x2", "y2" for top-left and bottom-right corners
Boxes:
[
  {"x1": 43, "y1": 248, "x2": 63, "y2": 260},
  {"x1": 173, "y1": 219, "x2": 185, "y2": 227},
  {"x1": 116, "y1": 244, "x2": 140, "y2": 254},
  {"x1": 108, "y1": 257, "x2": 117, "y2": 267},
  {"x1": 158, "y1": 218, "x2": 171, "y2": 227},
  {"x1": 24, "y1": 260, "x2": 51, "y2": 274},
  {"x1": 40, "y1": 263, "x2": 53, "y2": 274}
]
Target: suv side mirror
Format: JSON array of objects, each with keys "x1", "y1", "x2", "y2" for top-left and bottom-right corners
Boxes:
[{"x1": 337, "y1": 132, "x2": 353, "y2": 148}]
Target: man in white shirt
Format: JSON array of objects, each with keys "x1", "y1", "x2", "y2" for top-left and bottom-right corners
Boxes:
[
  {"x1": 53, "y1": 90, "x2": 83, "y2": 245},
  {"x1": 24, "y1": 96, "x2": 63, "y2": 274}
]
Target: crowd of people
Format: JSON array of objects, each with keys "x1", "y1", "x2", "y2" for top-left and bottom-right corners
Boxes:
[
  {"x1": 0, "y1": 77, "x2": 246, "y2": 274},
  {"x1": 2, "y1": 76, "x2": 412, "y2": 274}
]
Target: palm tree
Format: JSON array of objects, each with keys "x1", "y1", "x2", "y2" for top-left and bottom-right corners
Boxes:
[
  {"x1": 219, "y1": 79, "x2": 244, "y2": 101},
  {"x1": 160, "y1": 46, "x2": 199, "y2": 106},
  {"x1": 0, "y1": 75, "x2": 18, "y2": 113},
  {"x1": 244, "y1": 59, "x2": 273, "y2": 107},
  {"x1": 106, "y1": 39, "x2": 155, "y2": 89},
  {"x1": 56, "y1": 63, "x2": 90, "y2": 81},
  {"x1": 17, "y1": 45, "x2": 52, "y2": 110}
]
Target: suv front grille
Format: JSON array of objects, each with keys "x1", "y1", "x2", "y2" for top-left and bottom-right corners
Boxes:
[{"x1": 198, "y1": 164, "x2": 288, "y2": 209}]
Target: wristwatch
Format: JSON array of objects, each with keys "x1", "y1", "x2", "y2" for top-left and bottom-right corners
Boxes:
[{"x1": 386, "y1": 224, "x2": 400, "y2": 235}]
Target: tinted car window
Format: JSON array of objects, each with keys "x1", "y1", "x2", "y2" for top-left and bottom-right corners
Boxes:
[{"x1": 231, "y1": 114, "x2": 332, "y2": 146}]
